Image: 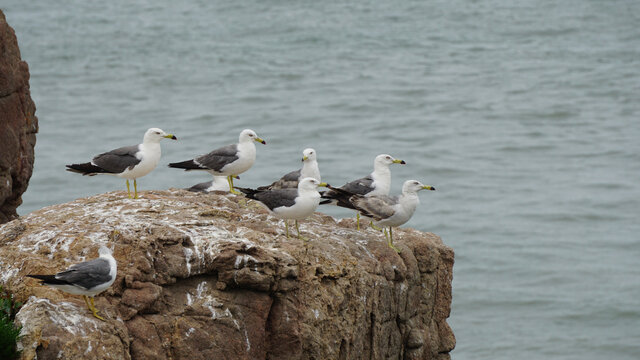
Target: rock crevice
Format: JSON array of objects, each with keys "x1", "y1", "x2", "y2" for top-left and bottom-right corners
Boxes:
[{"x1": 0, "y1": 190, "x2": 455, "y2": 359}]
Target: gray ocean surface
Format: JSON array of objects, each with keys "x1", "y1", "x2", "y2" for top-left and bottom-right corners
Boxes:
[{"x1": 3, "y1": 1, "x2": 640, "y2": 358}]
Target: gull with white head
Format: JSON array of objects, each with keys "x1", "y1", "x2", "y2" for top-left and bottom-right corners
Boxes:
[
  {"x1": 169, "y1": 129, "x2": 266, "y2": 194},
  {"x1": 332, "y1": 180, "x2": 435, "y2": 252},
  {"x1": 238, "y1": 177, "x2": 329, "y2": 240},
  {"x1": 321, "y1": 154, "x2": 406, "y2": 229},
  {"x1": 66, "y1": 127, "x2": 177, "y2": 199},
  {"x1": 257, "y1": 148, "x2": 321, "y2": 190},
  {"x1": 27, "y1": 245, "x2": 117, "y2": 320}
]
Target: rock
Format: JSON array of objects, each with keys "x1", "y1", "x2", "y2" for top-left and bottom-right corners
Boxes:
[
  {"x1": 0, "y1": 10, "x2": 38, "y2": 224},
  {"x1": 0, "y1": 190, "x2": 455, "y2": 359}
]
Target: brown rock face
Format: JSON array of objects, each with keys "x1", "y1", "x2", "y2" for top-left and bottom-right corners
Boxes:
[
  {"x1": 0, "y1": 190, "x2": 455, "y2": 359},
  {"x1": 0, "y1": 10, "x2": 38, "y2": 224}
]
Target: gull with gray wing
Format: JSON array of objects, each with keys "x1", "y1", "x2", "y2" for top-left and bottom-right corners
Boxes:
[
  {"x1": 321, "y1": 154, "x2": 406, "y2": 229},
  {"x1": 66, "y1": 127, "x2": 177, "y2": 199},
  {"x1": 331, "y1": 180, "x2": 435, "y2": 252},
  {"x1": 169, "y1": 129, "x2": 265, "y2": 195},
  {"x1": 257, "y1": 148, "x2": 321, "y2": 190},
  {"x1": 27, "y1": 246, "x2": 117, "y2": 320},
  {"x1": 238, "y1": 177, "x2": 329, "y2": 240}
]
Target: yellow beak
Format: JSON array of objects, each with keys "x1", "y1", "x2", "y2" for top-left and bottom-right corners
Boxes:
[
  {"x1": 302, "y1": 156, "x2": 309, "y2": 161},
  {"x1": 318, "y1": 182, "x2": 329, "y2": 187},
  {"x1": 392, "y1": 159, "x2": 406, "y2": 164},
  {"x1": 422, "y1": 185, "x2": 436, "y2": 191},
  {"x1": 164, "y1": 134, "x2": 178, "y2": 140},
  {"x1": 255, "y1": 137, "x2": 266, "y2": 145}
]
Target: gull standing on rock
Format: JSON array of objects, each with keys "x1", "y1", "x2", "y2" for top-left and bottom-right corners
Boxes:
[
  {"x1": 66, "y1": 128, "x2": 177, "y2": 199},
  {"x1": 169, "y1": 129, "x2": 266, "y2": 195},
  {"x1": 321, "y1": 154, "x2": 406, "y2": 229},
  {"x1": 238, "y1": 177, "x2": 329, "y2": 240},
  {"x1": 27, "y1": 246, "x2": 118, "y2": 321},
  {"x1": 331, "y1": 180, "x2": 435, "y2": 252},
  {"x1": 257, "y1": 148, "x2": 321, "y2": 190}
]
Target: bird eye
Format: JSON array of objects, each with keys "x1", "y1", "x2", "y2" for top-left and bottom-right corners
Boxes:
[
  {"x1": 386, "y1": 156, "x2": 391, "y2": 159},
  {"x1": 155, "y1": 131, "x2": 161, "y2": 135}
]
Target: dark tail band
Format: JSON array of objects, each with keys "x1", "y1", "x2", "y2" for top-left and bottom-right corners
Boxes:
[
  {"x1": 26, "y1": 274, "x2": 70, "y2": 285},
  {"x1": 168, "y1": 159, "x2": 203, "y2": 170},
  {"x1": 66, "y1": 162, "x2": 106, "y2": 176}
]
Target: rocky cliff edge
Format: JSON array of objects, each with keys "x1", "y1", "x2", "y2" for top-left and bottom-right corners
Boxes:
[
  {"x1": 0, "y1": 190, "x2": 455, "y2": 360},
  {"x1": 0, "y1": 10, "x2": 38, "y2": 224}
]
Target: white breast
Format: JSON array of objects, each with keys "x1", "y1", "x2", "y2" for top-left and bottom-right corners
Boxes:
[
  {"x1": 118, "y1": 143, "x2": 161, "y2": 180},
  {"x1": 273, "y1": 192, "x2": 321, "y2": 220},
  {"x1": 218, "y1": 142, "x2": 256, "y2": 176}
]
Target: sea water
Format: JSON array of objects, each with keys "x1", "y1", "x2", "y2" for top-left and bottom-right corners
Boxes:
[{"x1": 3, "y1": 1, "x2": 640, "y2": 358}]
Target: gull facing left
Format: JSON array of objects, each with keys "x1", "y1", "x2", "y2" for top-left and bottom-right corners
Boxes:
[{"x1": 27, "y1": 246, "x2": 117, "y2": 321}]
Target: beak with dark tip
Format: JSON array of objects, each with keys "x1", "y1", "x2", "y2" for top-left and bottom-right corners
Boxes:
[
  {"x1": 164, "y1": 134, "x2": 178, "y2": 140},
  {"x1": 302, "y1": 155, "x2": 309, "y2": 161},
  {"x1": 318, "y1": 182, "x2": 329, "y2": 188},
  {"x1": 393, "y1": 159, "x2": 406, "y2": 164},
  {"x1": 423, "y1": 185, "x2": 435, "y2": 191},
  {"x1": 255, "y1": 137, "x2": 266, "y2": 145}
]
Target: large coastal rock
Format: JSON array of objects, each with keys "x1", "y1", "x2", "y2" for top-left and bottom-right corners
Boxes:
[
  {"x1": 0, "y1": 10, "x2": 38, "y2": 224},
  {"x1": 0, "y1": 190, "x2": 455, "y2": 359}
]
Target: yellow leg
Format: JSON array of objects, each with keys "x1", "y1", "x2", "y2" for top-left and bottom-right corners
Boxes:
[
  {"x1": 228, "y1": 175, "x2": 241, "y2": 195},
  {"x1": 295, "y1": 220, "x2": 308, "y2": 241},
  {"x1": 356, "y1": 213, "x2": 361, "y2": 230},
  {"x1": 126, "y1": 180, "x2": 132, "y2": 198},
  {"x1": 87, "y1": 296, "x2": 105, "y2": 321},
  {"x1": 387, "y1": 227, "x2": 401, "y2": 253},
  {"x1": 370, "y1": 220, "x2": 383, "y2": 231},
  {"x1": 133, "y1": 179, "x2": 139, "y2": 199},
  {"x1": 285, "y1": 220, "x2": 290, "y2": 238},
  {"x1": 83, "y1": 295, "x2": 92, "y2": 311}
]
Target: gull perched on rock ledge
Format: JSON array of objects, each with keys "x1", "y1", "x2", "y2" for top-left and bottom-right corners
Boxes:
[
  {"x1": 321, "y1": 154, "x2": 406, "y2": 229},
  {"x1": 329, "y1": 180, "x2": 435, "y2": 252},
  {"x1": 66, "y1": 127, "x2": 177, "y2": 199},
  {"x1": 169, "y1": 129, "x2": 265, "y2": 195},
  {"x1": 26, "y1": 245, "x2": 117, "y2": 321},
  {"x1": 238, "y1": 177, "x2": 328, "y2": 240}
]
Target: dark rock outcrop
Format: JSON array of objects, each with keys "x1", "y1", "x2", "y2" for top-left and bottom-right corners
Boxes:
[
  {"x1": 0, "y1": 190, "x2": 455, "y2": 359},
  {"x1": 0, "y1": 10, "x2": 38, "y2": 224}
]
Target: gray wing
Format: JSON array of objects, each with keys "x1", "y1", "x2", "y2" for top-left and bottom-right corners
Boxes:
[
  {"x1": 55, "y1": 258, "x2": 113, "y2": 290},
  {"x1": 340, "y1": 175, "x2": 375, "y2": 195},
  {"x1": 92, "y1": 144, "x2": 141, "y2": 173},
  {"x1": 254, "y1": 188, "x2": 298, "y2": 210},
  {"x1": 351, "y1": 195, "x2": 398, "y2": 221},
  {"x1": 259, "y1": 169, "x2": 301, "y2": 190},
  {"x1": 186, "y1": 181, "x2": 212, "y2": 192},
  {"x1": 195, "y1": 144, "x2": 239, "y2": 172}
]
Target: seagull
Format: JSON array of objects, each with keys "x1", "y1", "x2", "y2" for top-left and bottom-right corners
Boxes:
[
  {"x1": 238, "y1": 177, "x2": 329, "y2": 240},
  {"x1": 66, "y1": 128, "x2": 177, "y2": 199},
  {"x1": 186, "y1": 175, "x2": 239, "y2": 193},
  {"x1": 321, "y1": 154, "x2": 406, "y2": 229},
  {"x1": 169, "y1": 129, "x2": 266, "y2": 195},
  {"x1": 27, "y1": 246, "x2": 117, "y2": 321},
  {"x1": 331, "y1": 180, "x2": 435, "y2": 252},
  {"x1": 257, "y1": 148, "x2": 321, "y2": 190}
]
